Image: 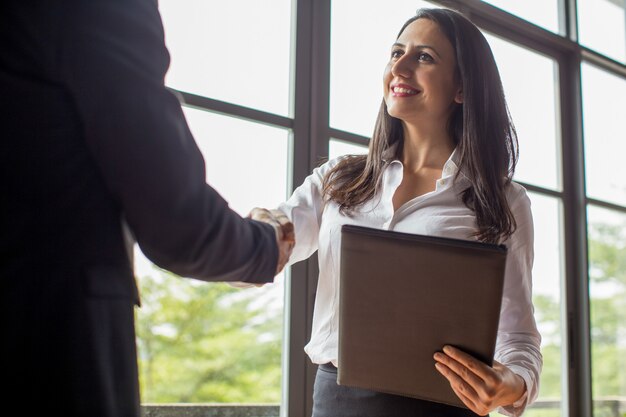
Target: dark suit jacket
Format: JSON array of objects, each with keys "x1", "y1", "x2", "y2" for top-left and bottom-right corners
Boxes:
[{"x1": 0, "y1": 1, "x2": 279, "y2": 416}]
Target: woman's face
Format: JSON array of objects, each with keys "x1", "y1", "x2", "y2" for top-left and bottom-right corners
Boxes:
[{"x1": 383, "y1": 18, "x2": 462, "y2": 126}]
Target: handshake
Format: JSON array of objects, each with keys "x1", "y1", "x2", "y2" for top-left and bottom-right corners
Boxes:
[{"x1": 248, "y1": 207, "x2": 295, "y2": 275}]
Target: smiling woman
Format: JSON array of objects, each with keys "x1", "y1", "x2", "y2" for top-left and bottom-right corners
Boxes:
[
  {"x1": 383, "y1": 19, "x2": 462, "y2": 127},
  {"x1": 253, "y1": 7, "x2": 543, "y2": 417}
]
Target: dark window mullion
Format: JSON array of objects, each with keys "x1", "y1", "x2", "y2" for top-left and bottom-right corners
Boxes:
[
  {"x1": 285, "y1": 0, "x2": 316, "y2": 416},
  {"x1": 581, "y1": 48, "x2": 626, "y2": 79},
  {"x1": 175, "y1": 90, "x2": 294, "y2": 129},
  {"x1": 586, "y1": 198, "x2": 626, "y2": 216},
  {"x1": 560, "y1": 46, "x2": 593, "y2": 417},
  {"x1": 286, "y1": 0, "x2": 332, "y2": 415},
  {"x1": 517, "y1": 183, "x2": 564, "y2": 199},
  {"x1": 328, "y1": 128, "x2": 370, "y2": 148},
  {"x1": 310, "y1": 0, "x2": 331, "y2": 164},
  {"x1": 432, "y1": 0, "x2": 577, "y2": 57}
]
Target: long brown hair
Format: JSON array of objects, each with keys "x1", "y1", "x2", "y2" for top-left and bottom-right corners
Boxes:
[{"x1": 322, "y1": 8, "x2": 518, "y2": 244}]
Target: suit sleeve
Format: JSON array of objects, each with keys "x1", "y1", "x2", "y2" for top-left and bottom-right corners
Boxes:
[{"x1": 56, "y1": 0, "x2": 277, "y2": 283}]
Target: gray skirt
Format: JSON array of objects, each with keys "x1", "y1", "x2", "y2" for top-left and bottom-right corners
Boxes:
[{"x1": 312, "y1": 363, "x2": 484, "y2": 417}]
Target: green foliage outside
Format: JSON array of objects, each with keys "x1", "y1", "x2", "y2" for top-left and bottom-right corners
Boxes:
[
  {"x1": 519, "y1": 220, "x2": 626, "y2": 417},
  {"x1": 588, "y1": 221, "x2": 626, "y2": 417},
  {"x1": 136, "y1": 271, "x2": 283, "y2": 403},
  {"x1": 524, "y1": 410, "x2": 562, "y2": 417},
  {"x1": 135, "y1": 220, "x2": 626, "y2": 415}
]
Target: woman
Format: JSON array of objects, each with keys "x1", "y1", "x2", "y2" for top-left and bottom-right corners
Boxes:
[{"x1": 254, "y1": 7, "x2": 542, "y2": 417}]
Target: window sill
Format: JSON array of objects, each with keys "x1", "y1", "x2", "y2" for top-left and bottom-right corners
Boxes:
[{"x1": 142, "y1": 404, "x2": 280, "y2": 417}]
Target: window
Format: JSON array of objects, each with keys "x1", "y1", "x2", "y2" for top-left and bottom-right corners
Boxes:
[
  {"x1": 588, "y1": 206, "x2": 626, "y2": 417},
  {"x1": 582, "y1": 63, "x2": 626, "y2": 206},
  {"x1": 578, "y1": 0, "x2": 626, "y2": 64},
  {"x1": 137, "y1": 0, "x2": 294, "y2": 410},
  {"x1": 136, "y1": 105, "x2": 290, "y2": 405},
  {"x1": 583, "y1": 62, "x2": 626, "y2": 416},
  {"x1": 159, "y1": 0, "x2": 293, "y2": 116},
  {"x1": 481, "y1": 0, "x2": 560, "y2": 33},
  {"x1": 139, "y1": 1, "x2": 626, "y2": 416},
  {"x1": 523, "y1": 193, "x2": 566, "y2": 417},
  {"x1": 486, "y1": 34, "x2": 561, "y2": 191}
]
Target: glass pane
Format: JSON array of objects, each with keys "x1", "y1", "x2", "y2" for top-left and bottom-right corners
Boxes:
[
  {"x1": 486, "y1": 34, "x2": 560, "y2": 191},
  {"x1": 329, "y1": 138, "x2": 368, "y2": 159},
  {"x1": 513, "y1": 193, "x2": 565, "y2": 417},
  {"x1": 330, "y1": 0, "x2": 435, "y2": 137},
  {"x1": 481, "y1": 0, "x2": 560, "y2": 33},
  {"x1": 578, "y1": 0, "x2": 626, "y2": 64},
  {"x1": 582, "y1": 63, "x2": 626, "y2": 206},
  {"x1": 588, "y1": 205, "x2": 626, "y2": 417},
  {"x1": 135, "y1": 108, "x2": 290, "y2": 404},
  {"x1": 158, "y1": 0, "x2": 293, "y2": 116}
]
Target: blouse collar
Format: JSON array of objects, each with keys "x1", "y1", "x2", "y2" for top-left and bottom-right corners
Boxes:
[{"x1": 381, "y1": 142, "x2": 466, "y2": 180}]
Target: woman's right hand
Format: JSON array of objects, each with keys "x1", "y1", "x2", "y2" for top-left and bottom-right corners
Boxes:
[{"x1": 248, "y1": 207, "x2": 295, "y2": 275}]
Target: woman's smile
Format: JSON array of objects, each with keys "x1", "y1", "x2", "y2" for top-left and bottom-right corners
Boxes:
[{"x1": 390, "y1": 83, "x2": 420, "y2": 97}]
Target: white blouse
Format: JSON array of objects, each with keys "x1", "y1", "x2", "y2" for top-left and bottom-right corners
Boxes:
[{"x1": 277, "y1": 152, "x2": 542, "y2": 416}]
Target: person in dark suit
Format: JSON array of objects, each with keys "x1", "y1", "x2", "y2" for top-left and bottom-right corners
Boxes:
[{"x1": 0, "y1": 1, "x2": 293, "y2": 416}]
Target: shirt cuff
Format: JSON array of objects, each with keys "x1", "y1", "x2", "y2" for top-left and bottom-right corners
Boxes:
[{"x1": 496, "y1": 367, "x2": 532, "y2": 417}]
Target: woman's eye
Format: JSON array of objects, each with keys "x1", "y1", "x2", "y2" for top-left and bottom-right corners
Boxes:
[
  {"x1": 418, "y1": 52, "x2": 433, "y2": 62},
  {"x1": 391, "y1": 50, "x2": 403, "y2": 59}
]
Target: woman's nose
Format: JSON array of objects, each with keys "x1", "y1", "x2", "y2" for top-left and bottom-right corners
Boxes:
[{"x1": 391, "y1": 55, "x2": 412, "y2": 79}]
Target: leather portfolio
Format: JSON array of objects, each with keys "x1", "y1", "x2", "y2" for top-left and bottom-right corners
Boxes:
[{"x1": 337, "y1": 224, "x2": 508, "y2": 408}]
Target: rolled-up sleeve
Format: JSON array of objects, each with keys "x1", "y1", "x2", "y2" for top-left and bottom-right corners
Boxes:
[
  {"x1": 495, "y1": 186, "x2": 543, "y2": 416},
  {"x1": 278, "y1": 158, "x2": 343, "y2": 265}
]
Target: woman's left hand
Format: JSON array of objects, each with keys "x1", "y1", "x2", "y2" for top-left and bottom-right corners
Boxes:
[{"x1": 433, "y1": 345, "x2": 526, "y2": 416}]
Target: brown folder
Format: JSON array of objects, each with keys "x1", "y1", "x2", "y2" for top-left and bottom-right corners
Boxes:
[{"x1": 337, "y1": 224, "x2": 507, "y2": 408}]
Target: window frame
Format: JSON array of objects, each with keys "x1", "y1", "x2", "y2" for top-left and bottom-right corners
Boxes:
[{"x1": 162, "y1": 0, "x2": 626, "y2": 416}]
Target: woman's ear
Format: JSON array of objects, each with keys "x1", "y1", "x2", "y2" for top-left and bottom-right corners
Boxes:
[{"x1": 454, "y1": 87, "x2": 463, "y2": 104}]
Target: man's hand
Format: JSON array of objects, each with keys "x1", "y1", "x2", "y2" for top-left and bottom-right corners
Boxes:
[
  {"x1": 434, "y1": 345, "x2": 526, "y2": 416},
  {"x1": 248, "y1": 207, "x2": 295, "y2": 275}
]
